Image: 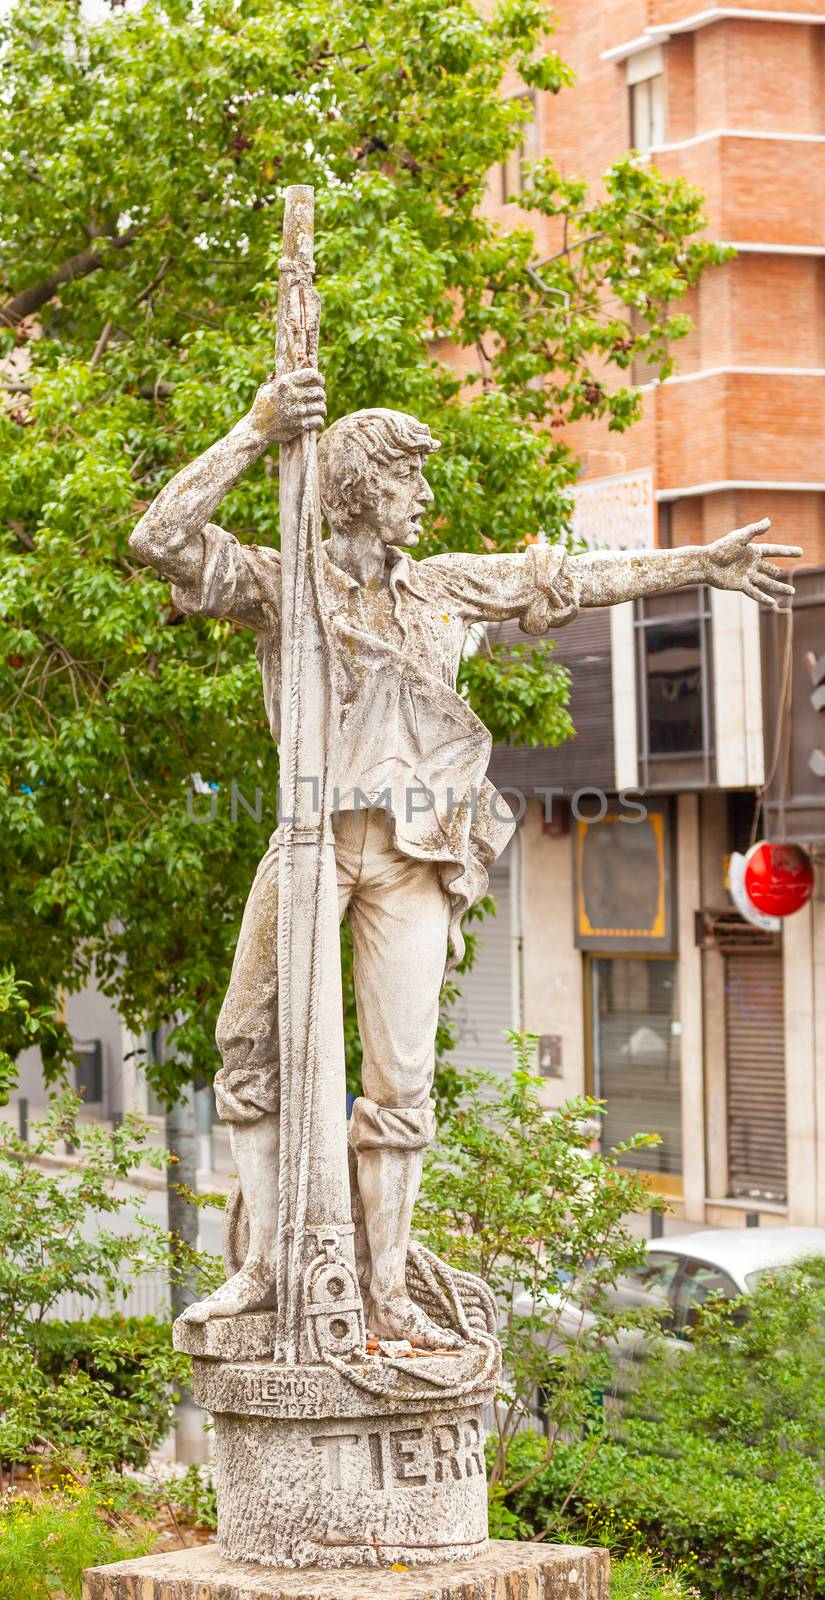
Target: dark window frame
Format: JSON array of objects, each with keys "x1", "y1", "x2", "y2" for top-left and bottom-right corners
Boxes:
[
  {"x1": 634, "y1": 584, "x2": 715, "y2": 789},
  {"x1": 74, "y1": 1038, "x2": 104, "y2": 1107}
]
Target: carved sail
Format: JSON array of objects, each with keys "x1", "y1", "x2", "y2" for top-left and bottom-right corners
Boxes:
[{"x1": 274, "y1": 187, "x2": 364, "y2": 1365}]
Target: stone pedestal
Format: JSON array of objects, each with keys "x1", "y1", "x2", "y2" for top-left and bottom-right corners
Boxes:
[
  {"x1": 83, "y1": 1539, "x2": 610, "y2": 1598},
  {"x1": 175, "y1": 1315, "x2": 499, "y2": 1569}
]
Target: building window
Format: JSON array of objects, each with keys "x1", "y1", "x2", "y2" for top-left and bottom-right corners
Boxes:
[
  {"x1": 574, "y1": 799, "x2": 676, "y2": 955},
  {"x1": 589, "y1": 955, "x2": 682, "y2": 1176},
  {"x1": 500, "y1": 91, "x2": 538, "y2": 203},
  {"x1": 627, "y1": 46, "x2": 665, "y2": 156},
  {"x1": 635, "y1": 586, "x2": 715, "y2": 789}
]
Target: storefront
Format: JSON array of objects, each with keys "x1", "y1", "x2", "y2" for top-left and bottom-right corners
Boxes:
[{"x1": 574, "y1": 797, "x2": 683, "y2": 1182}]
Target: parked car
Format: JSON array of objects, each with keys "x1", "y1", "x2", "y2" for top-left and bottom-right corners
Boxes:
[
  {"x1": 606, "y1": 1226, "x2": 825, "y2": 1338},
  {"x1": 512, "y1": 1226, "x2": 825, "y2": 1405},
  {"x1": 509, "y1": 1226, "x2": 825, "y2": 1430}
]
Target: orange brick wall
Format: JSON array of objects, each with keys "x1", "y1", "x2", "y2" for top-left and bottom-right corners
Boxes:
[
  {"x1": 665, "y1": 33, "x2": 696, "y2": 142},
  {"x1": 706, "y1": 21, "x2": 825, "y2": 135},
  {"x1": 540, "y1": 3, "x2": 825, "y2": 570},
  {"x1": 651, "y1": 130, "x2": 825, "y2": 246},
  {"x1": 670, "y1": 488, "x2": 825, "y2": 558}
]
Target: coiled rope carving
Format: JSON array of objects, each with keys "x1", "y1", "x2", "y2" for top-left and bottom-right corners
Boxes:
[{"x1": 223, "y1": 1185, "x2": 500, "y2": 1396}]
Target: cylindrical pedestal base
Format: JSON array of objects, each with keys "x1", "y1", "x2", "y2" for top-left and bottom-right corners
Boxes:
[
  {"x1": 215, "y1": 1400, "x2": 488, "y2": 1568},
  {"x1": 189, "y1": 1346, "x2": 497, "y2": 1570}
]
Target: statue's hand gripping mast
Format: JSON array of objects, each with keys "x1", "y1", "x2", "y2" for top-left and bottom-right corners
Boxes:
[{"x1": 274, "y1": 187, "x2": 365, "y2": 1366}]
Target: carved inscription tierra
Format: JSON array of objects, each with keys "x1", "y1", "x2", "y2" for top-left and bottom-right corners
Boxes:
[{"x1": 310, "y1": 1419, "x2": 484, "y2": 1493}]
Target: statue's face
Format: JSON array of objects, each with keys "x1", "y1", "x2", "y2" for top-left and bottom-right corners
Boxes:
[{"x1": 370, "y1": 451, "x2": 434, "y2": 548}]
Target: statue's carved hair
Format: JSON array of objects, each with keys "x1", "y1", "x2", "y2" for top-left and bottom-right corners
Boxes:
[{"x1": 317, "y1": 408, "x2": 439, "y2": 531}]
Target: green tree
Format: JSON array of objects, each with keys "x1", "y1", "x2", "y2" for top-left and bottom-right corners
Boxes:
[{"x1": 0, "y1": 0, "x2": 724, "y2": 1096}]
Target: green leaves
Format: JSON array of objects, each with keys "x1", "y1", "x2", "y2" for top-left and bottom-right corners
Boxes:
[
  {"x1": 0, "y1": 1478, "x2": 152, "y2": 1598},
  {"x1": 0, "y1": 969, "x2": 74, "y2": 1103},
  {"x1": 415, "y1": 1035, "x2": 661, "y2": 1489},
  {"x1": 499, "y1": 1259, "x2": 825, "y2": 1599},
  {"x1": 0, "y1": 1096, "x2": 198, "y2": 1480},
  {"x1": 460, "y1": 640, "x2": 573, "y2": 748}
]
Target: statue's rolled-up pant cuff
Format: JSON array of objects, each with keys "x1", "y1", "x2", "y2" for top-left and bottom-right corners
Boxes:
[
  {"x1": 214, "y1": 1065, "x2": 279, "y2": 1124},
  {"x1": 349, "y1": 1096, "x2": 436, "y2": 1154}
]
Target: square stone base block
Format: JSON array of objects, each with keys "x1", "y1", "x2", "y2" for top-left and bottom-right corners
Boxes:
[{"x1": 83, "y1": 1539, "x2": 610, "y2": 1599}]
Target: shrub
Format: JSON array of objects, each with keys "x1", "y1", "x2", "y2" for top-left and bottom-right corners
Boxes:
[
  {"x1": 415, "y1": 1035, "x2": 661, "y2": 1495},
  {"x1": 169, "y1": 1464, "x2": 217, "y2": 1531},
  {"x1": 0, "y1": 1480, "x2": 151, "y2": 1600},
  {"x1": 0, "y1": 1097, "x2": 189, "y2": 1482},
  {"x1": 497, "y1": 1261, "x2": 825, "y2": 1600},
  {"x1": 609, "y1": 1551, "x2": 700, "y2": 1600}
]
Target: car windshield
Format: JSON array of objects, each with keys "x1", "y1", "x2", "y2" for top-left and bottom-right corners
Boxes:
[{"x1": 607, "y1": 1253, "x2": 681, "y2": 1317}]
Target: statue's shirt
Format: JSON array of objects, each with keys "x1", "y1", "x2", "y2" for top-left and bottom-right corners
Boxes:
[{"x1": 169, "y1": 529, "x2": 579, "y2": 961}]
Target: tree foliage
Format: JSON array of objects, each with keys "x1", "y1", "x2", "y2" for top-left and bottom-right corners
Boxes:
[{"x1": 0, "y1": 0, "x2": 724, "y2": 1094}]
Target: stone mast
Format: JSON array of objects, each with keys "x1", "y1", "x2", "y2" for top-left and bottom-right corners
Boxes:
[{"x1": 272, "y1": 186, "x2": 364, "y2": 1369}]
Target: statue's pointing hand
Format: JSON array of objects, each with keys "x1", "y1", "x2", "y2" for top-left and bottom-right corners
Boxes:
[
  {"x1": 706, "y1": 519, "x2": 803, "y2": 610},
  {"x1": 249, "y1": 368, "x2": 326, "y2": 445}
]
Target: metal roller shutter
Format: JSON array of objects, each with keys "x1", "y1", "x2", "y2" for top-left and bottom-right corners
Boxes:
[
  {"x1": 448, "y1": 860, "x2": 515, "y2": 1080},
  {"x1": 725, "y1": 952, "x2": 787, "y2": 1202}
]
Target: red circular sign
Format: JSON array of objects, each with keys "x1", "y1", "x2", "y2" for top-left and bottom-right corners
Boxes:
[{"x1": 744, "y1": 842, "x2": 814, "y2": 918}]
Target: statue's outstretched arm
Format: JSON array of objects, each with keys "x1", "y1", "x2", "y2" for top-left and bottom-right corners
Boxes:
[
  {"x1": 128, "y1": 371, "x2": 325, "y2": 597},
  {"x1": 573, "y1": 517, "x2": 802, "y2": 612}
]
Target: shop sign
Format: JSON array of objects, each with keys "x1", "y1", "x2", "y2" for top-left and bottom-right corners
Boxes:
[
  {"x1": 729, "y1": 841, "x2": 814, "y2": 932},
  {"x1": 574, "y1": 798, "x2": 675, "y2": 953}
]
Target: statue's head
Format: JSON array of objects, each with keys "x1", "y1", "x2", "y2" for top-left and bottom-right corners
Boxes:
[{"x1": 317, "y1": 408, "x2": 440, "y2": 550}]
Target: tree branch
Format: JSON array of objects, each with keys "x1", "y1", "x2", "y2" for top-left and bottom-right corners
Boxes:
[{"x1": 0, "y1": 226, "x2": 140, "y2": 329}]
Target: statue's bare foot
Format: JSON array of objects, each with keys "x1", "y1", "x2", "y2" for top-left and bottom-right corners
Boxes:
[
  {"x1": 178, "y1": 1263, "x2": 276, "y2": 1324},
  {"x1": 370, "y1": 1290, "x2": 457, "y2": 1351}
]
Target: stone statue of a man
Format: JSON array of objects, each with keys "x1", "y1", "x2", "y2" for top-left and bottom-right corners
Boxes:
[{"x1": 130, "y1": 369, "x2": 800, "y2": 1348}]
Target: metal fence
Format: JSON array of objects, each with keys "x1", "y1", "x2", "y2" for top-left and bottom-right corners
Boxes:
[{"x1": 49, "y1": 1272, "x2": 171, "y2": 1323}]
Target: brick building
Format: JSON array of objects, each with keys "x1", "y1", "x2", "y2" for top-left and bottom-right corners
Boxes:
[
  {"x1": 515, "y1": 0, "x2": 825, "y2": 559},
  {"x1": 448, "y1": 1, "x2": 825, "y2": 1231}
]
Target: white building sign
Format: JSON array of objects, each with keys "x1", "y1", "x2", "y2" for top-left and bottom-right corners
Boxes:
[{"x1": 572, "y1": 467, "x2": 656, "y2": 552}]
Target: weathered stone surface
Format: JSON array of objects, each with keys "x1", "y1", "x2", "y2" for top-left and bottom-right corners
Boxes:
[
  {"x1": 184, "y1": 1354, "x2": 497, "y2": 1568},
  {"x1": 189, "y1": 1352, "x2": 498, "y2": 1421},
  {"x1": 213, "y1": 1401, "x2": 489, "y2": 1568},
  {"x1": 83, "y1": 1539, "x2": 610, "y2": 1599},
  {"x1": 174, "y1": 1313, "x2": 278, "y2": 1363}
]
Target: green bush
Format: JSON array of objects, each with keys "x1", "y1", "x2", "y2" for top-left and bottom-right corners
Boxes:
[
  {"x1": 28, "y1": 1318, "x2": 183, "y2": 1473},
  {"x1": 497, "y1": 1260, "x2": 825, "y2": 1600},
  {"x1": 0, "y1": 1481, "x2": 151, "y2": 1600},
  {"x1": 0, "y1": 1098, "x2": 189, "y2": 1481},
  {"x1": 169, "y1": 1464, "x2": 217, "y2": 1531},
  {"x1": 415, "y1": 1039, "x2": 661, "y2": 1493}
]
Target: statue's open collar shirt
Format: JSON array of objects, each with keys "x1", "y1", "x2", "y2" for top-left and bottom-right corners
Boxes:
[
  {"x1": 170, "y1": 529, "x2": 579, "y2": 698},
  {"x1": 169, "y1": 527, "x2": 580, "y2": 958}
]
